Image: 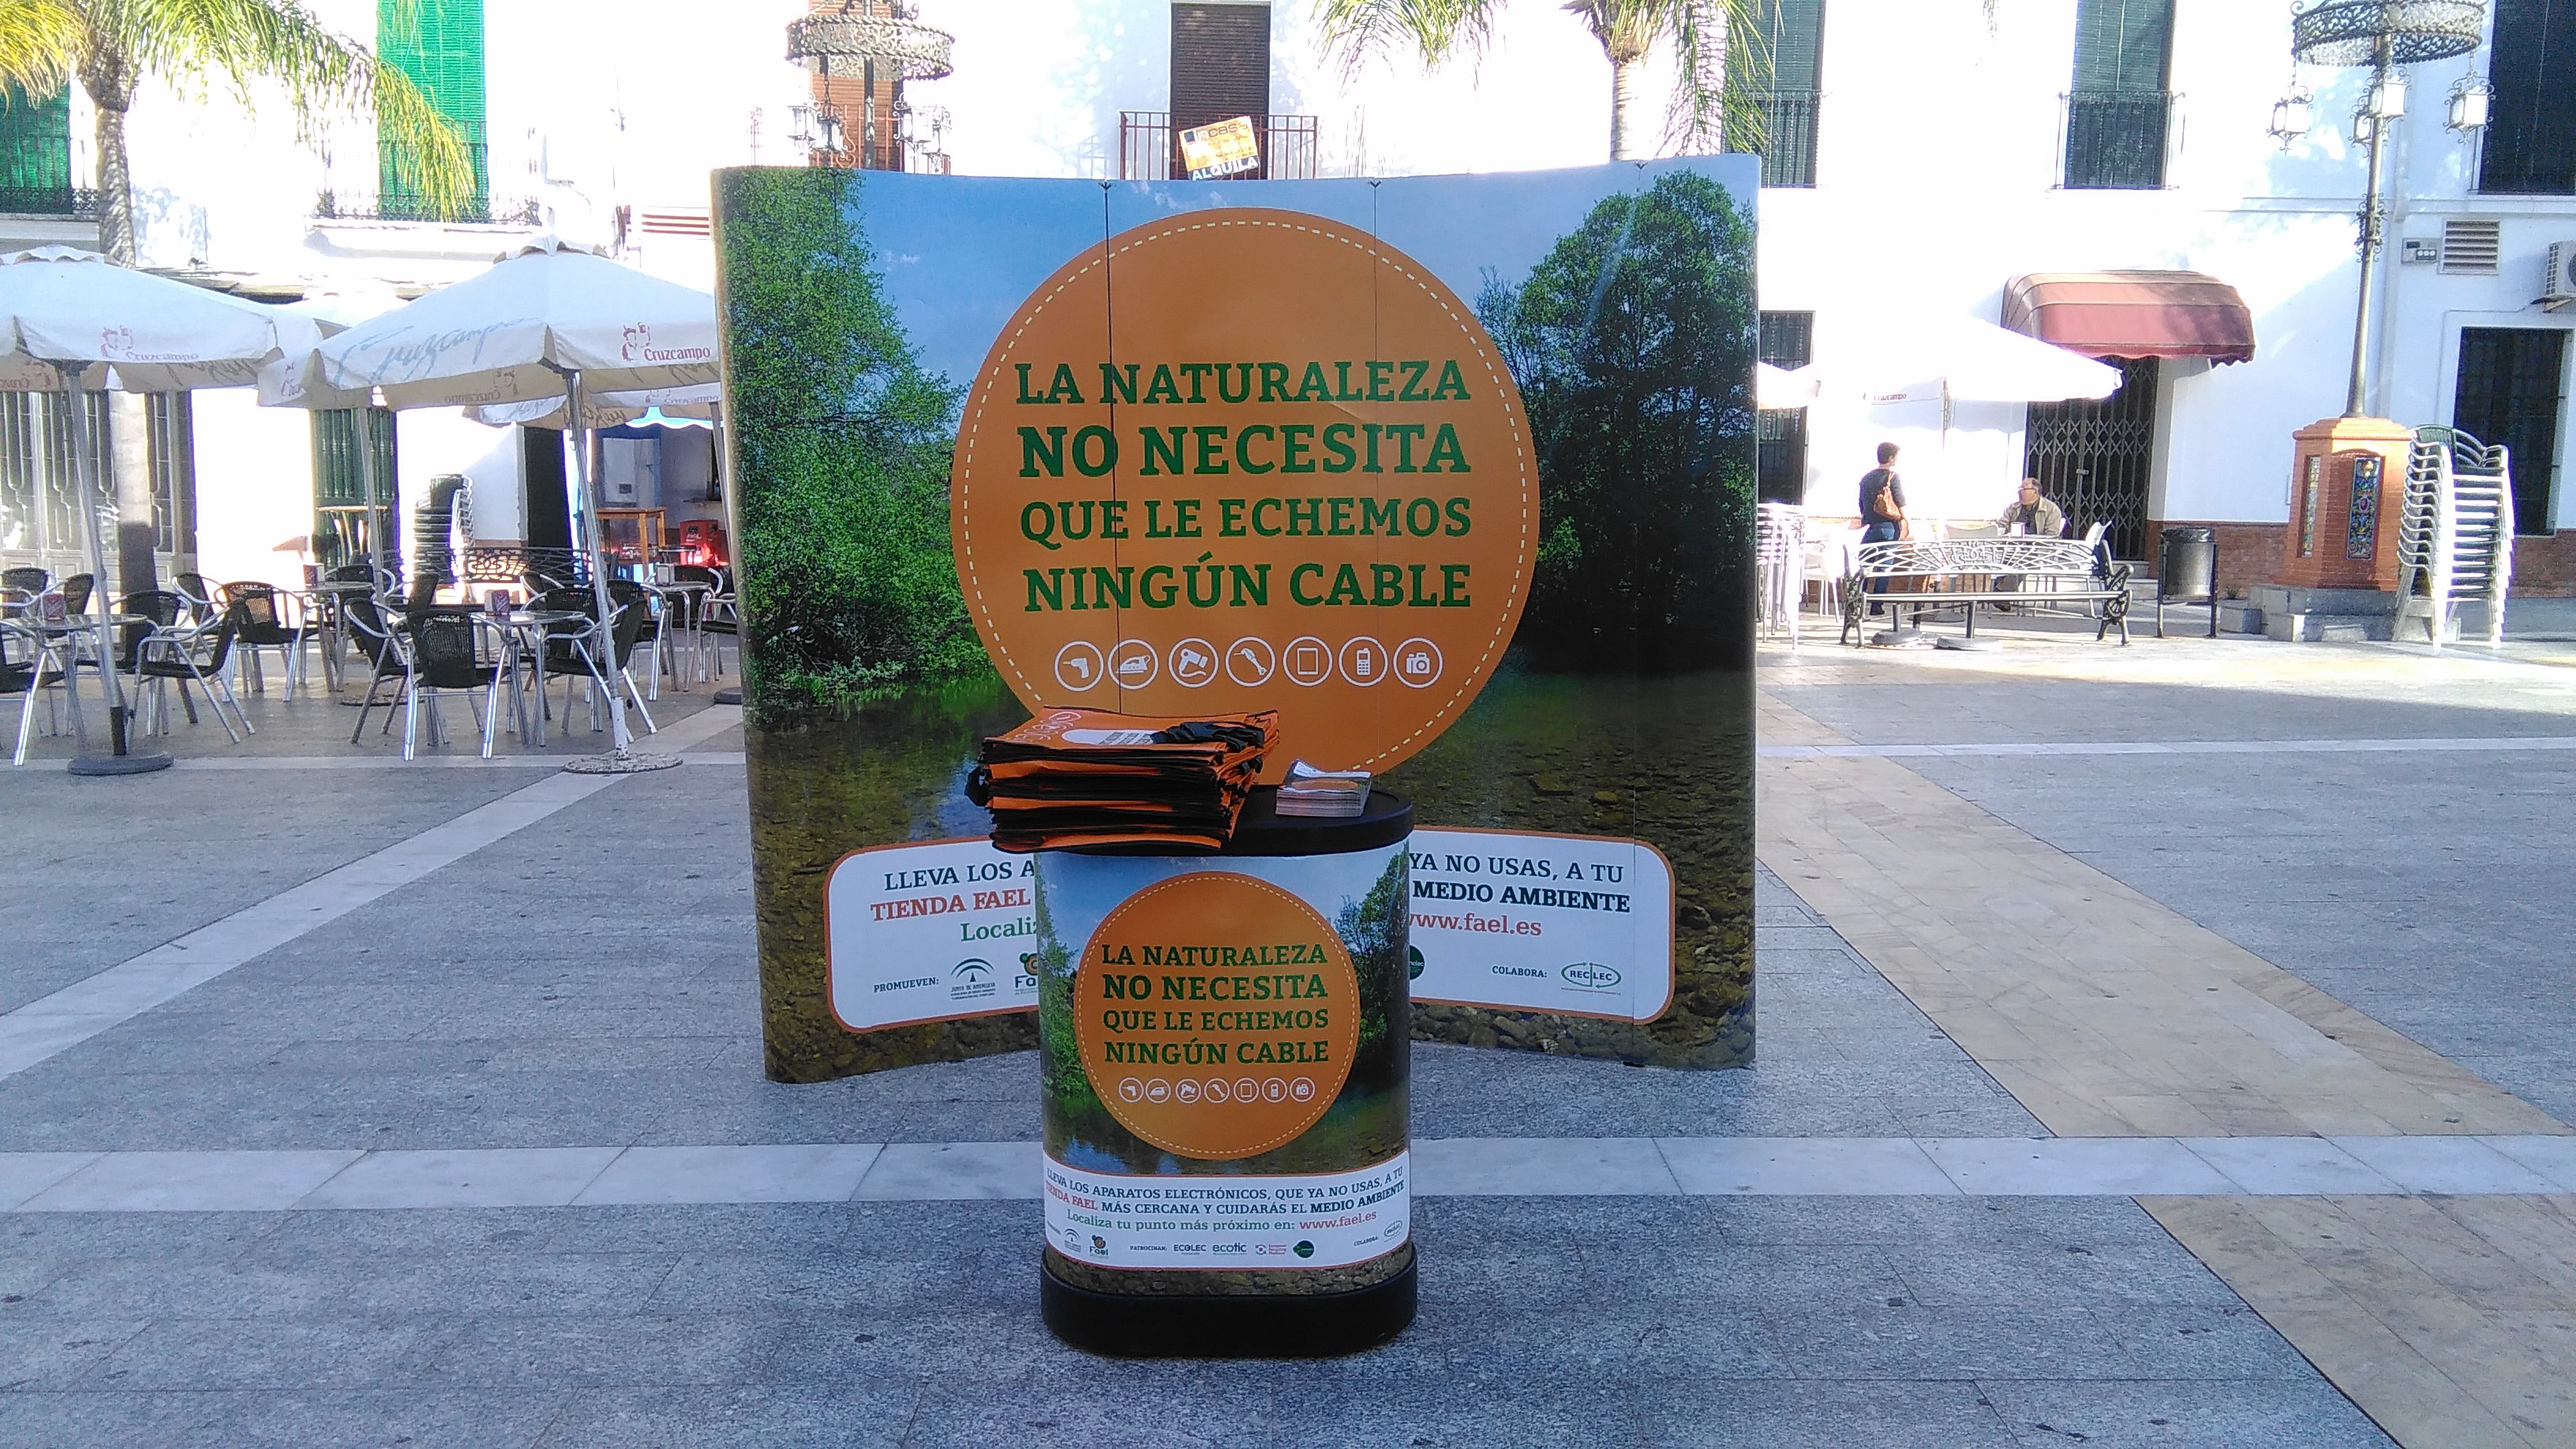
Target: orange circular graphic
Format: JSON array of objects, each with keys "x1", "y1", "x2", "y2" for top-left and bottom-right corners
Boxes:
[
  {"x1": 953, "y1": 208, "x2": 1537, "y2": 778},
  {"x1": 1073, "y1": 872, "x2": 1359, "y2": 1161}
]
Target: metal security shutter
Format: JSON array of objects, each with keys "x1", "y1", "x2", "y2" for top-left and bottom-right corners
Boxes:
[
  {"x1": 2072, "y1": 0, "x2": 2173, "y2": 92},
  {"x1": 2481, "y1": 0, "x2": 2576, "y2": 194},
  {"x1": 1170, "y1": 2, "x2": 1271, "y2": 133},
  {"x1": 377, "y1": 0, "x2": 489, "y2": 212},
  {"x1": 0, "y1": 84, "x2": 73, "y2": 214}
]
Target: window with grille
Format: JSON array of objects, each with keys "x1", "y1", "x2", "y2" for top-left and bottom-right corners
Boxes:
[
  {"x1": 146, "y1": 394, "x2": 195, "y2": 558},
  {"x1": 311, "y1": 406, "x2": 399, "y2": 568},
  {"x1": 0, "y1": 391, "x2": 113, "y2": 564},
  {"x1": 2064, "y1": 0, "x2": 2175, "y2": 189},
  {"x1": 2481, "y1": 0, "x2": 2576, "y2": 194},
  {"x1": 1737, "y1": 1, "x2": 1825, "y2": 187},
  {"x1": 376, "y1": 0, "x2": 489, "y2": 219},
  {"x1": 0, "y1": 83, "x2": 77, "y2": 215},
  {"x1": 1757, "y1": 312, "x2": 1814, "y2": 504}
]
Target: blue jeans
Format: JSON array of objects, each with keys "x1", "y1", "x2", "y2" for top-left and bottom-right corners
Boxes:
[{"x1": 1860, "y1": 521, "x2": 1900, "y2": 601}]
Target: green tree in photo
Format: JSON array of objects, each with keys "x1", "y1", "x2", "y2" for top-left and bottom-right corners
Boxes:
[
  {"x1": 716, "y1": 167, "x2": 983, "y2": 723},
  {"x1": 1335, "y1": 850, "x2": 1410, "y2": 1092},
  {"x1": 1478, "y1": 167, "x2": 1756, "y2": 673}
]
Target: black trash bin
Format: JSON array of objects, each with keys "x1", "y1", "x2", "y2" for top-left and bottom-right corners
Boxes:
[{"x1": 2156, "y1": 526, "x2": 2218, "y2": 638}]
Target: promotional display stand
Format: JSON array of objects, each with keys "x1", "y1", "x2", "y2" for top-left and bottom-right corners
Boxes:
[
  {"x1": 712, "y1": 158, "x2": 1758, "y2": 1354},
  {"x1": 1037, "y1": 789, "x2": 1416, "y2": 1356}
]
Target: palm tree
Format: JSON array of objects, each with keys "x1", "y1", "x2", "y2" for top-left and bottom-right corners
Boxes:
[
  {"x1": 0, "y1": 0, "x2": 471, "y2": 590},
  {"x1": 1319, "y1": 0, "x2": 1766, "y2": 163}
]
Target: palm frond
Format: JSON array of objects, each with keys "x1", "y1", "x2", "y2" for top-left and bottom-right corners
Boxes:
[
  {"x1": 0, "y1": 0, "x2": 84, "y2": 102},
  {"x1": 96, "y1": 0, "x2": 474, "y2": 216},
  {"x1": 1316, "y1": 0, "x2": 1507, "y2": 75},
  {"x1": 1664, "y1": 0, "x2": 1768, "y2": 156}
]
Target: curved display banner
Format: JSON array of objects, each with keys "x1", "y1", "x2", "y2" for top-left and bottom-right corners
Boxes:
[
  {"x1": 951, "y1": 210, "x2": 1537, "y2": 780},
  {"x1": 715, "y1": 160, "x2": 1757, "y2": 1081},
  {"x1": 821, "y1": 829, "x2": 1677, "y2": 1028}
]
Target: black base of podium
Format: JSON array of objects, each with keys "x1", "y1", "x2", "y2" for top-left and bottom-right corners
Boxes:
[{"x1": 1039, "y1": 1248, "x2": 1416, "y2": 1357}]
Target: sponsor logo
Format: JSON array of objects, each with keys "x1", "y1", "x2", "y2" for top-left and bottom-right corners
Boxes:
[
  {"x1": 1560, "y1": 961, "x2": 1621, "y2": 990},
  {"x1": 1293, "y1": 1241, "x2": 1316, "y2": 1259},
  {"x1": 949, "y1": 957, "x2": 996, "y2": 1002},
  {"x1": 1406, "y1": 945, "x2": 1425, "y2": 981},
  {"x1": 620, "y1": 324, "x2": 713, "y2": 365}
]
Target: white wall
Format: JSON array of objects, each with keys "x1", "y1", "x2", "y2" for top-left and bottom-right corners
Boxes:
[
  {"x1": 84, "y1": 0, "x2": 2576, "y2": 550},
  {"x1": 189, "y1": 392, "x2": 318, "y2": 592}
]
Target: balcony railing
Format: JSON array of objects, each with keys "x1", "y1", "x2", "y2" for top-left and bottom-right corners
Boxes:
[
  {"x1": 1754, "y1": 90, "x2": 1821, "y2": 189},
  {"x1": 0, "y1": 132, "x2": 96, "y2": 217},
  {"x1": 313, "y1": 190, "x2": 543, "y2": 227},
  {"x1": 2061, "y1": 90, "x2": 2177, "y2": 190},
  {"x1": 1118, "y1": 112, "x2": 1320, "y2": 182}
]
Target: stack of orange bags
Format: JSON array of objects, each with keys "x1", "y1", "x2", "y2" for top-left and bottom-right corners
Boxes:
[{"x1": 969, "y1": 708, "x2": 1279, "y2": 852}]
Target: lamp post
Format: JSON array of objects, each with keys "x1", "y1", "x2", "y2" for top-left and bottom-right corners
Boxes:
[
  {"x1": 2264, "y1": 2, "x2": 2488, "y2": 601},
  {"x1": 784, "y1": 2, "x2": 955, "y2": 171},
  {"x1": 2285, "y1": 1, "x2": 2488, "y2": 417}
]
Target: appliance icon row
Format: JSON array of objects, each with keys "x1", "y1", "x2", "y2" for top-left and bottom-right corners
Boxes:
[{"x1": 1052, "y1": 635, "x2": 1444, "y2": 693}]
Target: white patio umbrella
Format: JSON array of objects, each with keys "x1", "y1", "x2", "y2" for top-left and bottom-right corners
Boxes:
[
  {"x1": 1822, "y1": 316, "x2": 2119, "y2": 406},
  {"x1": 0, "y1": 247, "x2": 324, "y2": 774},
  {"x1": 462, "y1": 381, "x2": 720, "y2": 430},
  {"x1": 1756, "y1": 361, "x2": 1818, "y2": 409},
  {"x1": 307, "y1": 238, "x2": 720, "y2": 770}
]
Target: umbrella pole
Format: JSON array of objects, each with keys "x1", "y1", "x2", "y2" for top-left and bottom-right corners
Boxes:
[
  {"x1": 559, "y1": 366, "x2": 676, "y2": 776},
  {"x1": 58, "y1": 363, "x2": 170, "y2": 776},
  {"x1": 358, "y1": 397, "x2": 386, "y2": 586}
]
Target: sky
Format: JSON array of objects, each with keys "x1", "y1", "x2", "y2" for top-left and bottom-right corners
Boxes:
[{"x1": 852, "y1": 159, "x2": 1758, "y2": 389}]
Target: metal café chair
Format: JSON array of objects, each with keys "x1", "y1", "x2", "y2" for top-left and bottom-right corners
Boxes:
[
  {"x1": 399, "y1": 609, "x2": 515, "y2": 759},
  {"x1": 532, "y1": 585, "x2": 657, "y2": 738},
  {"x1": 112, "y1": 590, "x2": 188, "y2": 698},
  {"x1": 1, "y1": 566, "x2": 49, "y2": 611},
  {"x1": 134, "y1": 600, "x2": 253, "y2": 743},
  {"x1": 2, "y1": 617, "x2": 70, "y2": 766},
  {"x1": 171, "y1": 571, "x2": 222, "y2": 623},
  {"x1": 219, "y1": 582, "x2": 315, "y2": 698},
  {"x1": 344, "y1": 592, "x2": 417, "y2": 745}
]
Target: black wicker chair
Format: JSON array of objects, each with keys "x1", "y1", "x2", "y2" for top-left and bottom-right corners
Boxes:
[
  {"x1": 135, "y1": 600, "x2": 252, "y2": 743},
  {"x1": 399, "y1": 610, "x2": 511, "y2": 758}
]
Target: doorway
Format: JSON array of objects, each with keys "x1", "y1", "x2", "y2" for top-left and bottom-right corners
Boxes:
[
  {"x1": 2023, "y1": 355, "x2": 2158, "y2": 560},
  {"x1": 2451, "y1": 327, "x2": 2566, "y2": 537}
]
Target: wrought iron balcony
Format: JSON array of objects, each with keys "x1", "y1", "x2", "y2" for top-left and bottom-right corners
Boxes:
[
  {"x1": 0, "y1": 133, "x2": 96, "y2": 217},
  {"x1": 1117, "y1": 112, "x2": 1320, "y2": 182},
  {"x1": 1756, "y1": 90, "x2": 1821, "y2": 189},
  {"x1": 2061, "y1": 90, "x2": 2177, "y2": 190},
  {"x1": 313, "y1": 190, "x2": 542, "y2": 227}
]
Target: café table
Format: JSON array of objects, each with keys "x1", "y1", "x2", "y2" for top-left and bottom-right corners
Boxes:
[{"x1": 638, "y1": 577, "x2": 713, "y2": 696}]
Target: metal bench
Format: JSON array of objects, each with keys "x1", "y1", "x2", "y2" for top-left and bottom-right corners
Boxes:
[{"x1": 1839, "y1": 536, "x2": 2132, "y2": 646}]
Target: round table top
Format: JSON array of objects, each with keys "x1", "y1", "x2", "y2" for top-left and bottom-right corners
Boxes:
[{"x1": 6, "y1": 611, "x2": 151, "y2": 633}]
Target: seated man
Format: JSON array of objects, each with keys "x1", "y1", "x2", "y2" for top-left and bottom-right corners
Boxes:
[
  {"x1": 1997, "y1": 477, "x2": 2069, "y2": 538},
  {"x1": 1993, "y1": 477, "x2": 2068, "y2": 608}
]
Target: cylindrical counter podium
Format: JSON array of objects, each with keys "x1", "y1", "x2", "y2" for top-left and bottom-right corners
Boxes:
[{"x1": 1035, "y1": 788, "x2": 1415, "y2": 1357}]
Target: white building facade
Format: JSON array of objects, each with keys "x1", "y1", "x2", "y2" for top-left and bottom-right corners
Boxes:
[{"x1": 6, "y1": 0, "x2": 2575, "y2": 597}]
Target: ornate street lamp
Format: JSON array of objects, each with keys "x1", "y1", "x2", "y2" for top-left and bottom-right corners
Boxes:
[
  {"x1": 2288, "y1": 0, "x2": 2488, "y2": 416},
  {"x1": 786, "y1": 2, "x2": 956, "y2": 170}
]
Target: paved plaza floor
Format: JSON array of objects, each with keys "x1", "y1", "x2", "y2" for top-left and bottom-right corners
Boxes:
[{"x1": 3, "y1": 631, "x2": 2574, "y2": 1445}]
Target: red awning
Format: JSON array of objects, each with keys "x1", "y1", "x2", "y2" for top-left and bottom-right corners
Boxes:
[{"x1": 2001, "y1": 271, "x2": 2256, "y2": 365}]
